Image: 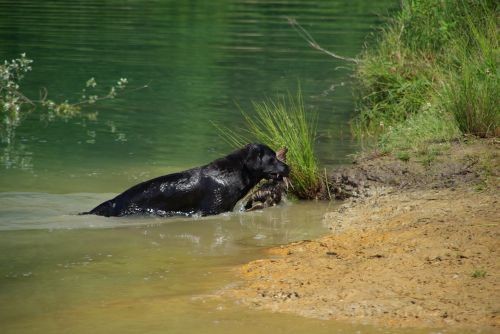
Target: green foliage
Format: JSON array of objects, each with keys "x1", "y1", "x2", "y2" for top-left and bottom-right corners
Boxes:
[
  {"x1": 440, "y1": 6, "x2": 499, "y2": 137},
  {"x1": 442, "y1": 62, "x2": 498, "y2": 137},
  {"x1": 1, "y1": 53, "x2": 33, "y2": 132},
  {"x1": 0, "y1": 53, "x2": 129, "y2": 141},
  {"x1": 379, "y1": 107, "x2": 461, "y2": 153},
  {"x1": 215, "y1": 91, "x2": 321, "y2": 199},
  {"x1": 396, "y1": 151, "x2": 410, "y2": 162},
  {"x1": 472, "y1": 269, "x2": 487, "y2": 278},
  {"x1": 353, "y1": 33, "x2": 435, "y2": 135},
  {"x1": 353, "y1": 0, "x2": 499, "y2": 150}
]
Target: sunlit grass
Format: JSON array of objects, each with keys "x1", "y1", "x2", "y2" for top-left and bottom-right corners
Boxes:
[
  {"x1": 379, "y1": 107, "x2": 461, "y2": 153},
  {"x1": 215, "y1": 91, "x2": 321, "y2": 199},
  {"x1": 440, "y1": 5, "x2": 499, "y2": 137},
  {"x1": 353, "y1": 0, "x2": 498, "y2": 152}
]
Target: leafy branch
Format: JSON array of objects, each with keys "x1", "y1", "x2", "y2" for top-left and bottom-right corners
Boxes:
[{"x1": 1, "y1": 53, "x2": 147, "y2": 136}]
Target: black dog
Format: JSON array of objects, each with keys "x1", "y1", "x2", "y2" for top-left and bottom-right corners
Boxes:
[{"x1": 82, "y1": 144, "x2": 289, "y2": 217}]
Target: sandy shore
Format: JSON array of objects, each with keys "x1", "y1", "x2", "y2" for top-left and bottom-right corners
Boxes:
[{"x1": 226, "y1": 139, "x2": 499, "y2": 330}]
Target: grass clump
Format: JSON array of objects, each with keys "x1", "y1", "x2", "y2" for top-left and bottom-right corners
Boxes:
[
  {"x1": 396, "y1": 151, "x2": 410, "y2": 162},
  {"x1": 440, "y1": 6, "x2": 499, "y2": 137},
  {"x1": 353, "y1": 0, "x2": 499, "y2": 153},
  {"x1": 472, "y1": 269, "x2": 487, "y2": 278},
  {"x1": 216, "y1": 91, "x2": 321, "y2": 199},
  {"x1": 379, "y1": 107, "x2": 461, "y2": 154}
]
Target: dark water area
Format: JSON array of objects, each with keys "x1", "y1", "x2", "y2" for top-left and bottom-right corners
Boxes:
[
  {"x1": 0, "y1": 1, "x2": 404, "y2": 333},
  {"x1": 0, "y1": 0, "x2": 393, "y2": 193}
]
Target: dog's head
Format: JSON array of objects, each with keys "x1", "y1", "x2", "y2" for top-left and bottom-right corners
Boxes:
[{"x1": 244, "y1": 143, "x2": 290, "y2": 180}]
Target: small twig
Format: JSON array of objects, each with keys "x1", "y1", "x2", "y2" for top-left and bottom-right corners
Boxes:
[
  {"x1": 39, "y1": 87, "x2": 48, "y2": 102},
  {"x1": 128, "y1": 80, "x2": 151, "y2": 92},
  {"x1": 71, "y1": 81, "x2": 150, "y2": 107},
  {"x1": 287, "y1": 17, "x2": 359, "y2": 64},
  {"x1": 324, "y1": 168, "x2": 332, "y2": 200},
  {"x1": 13, "y1": 89, "x2": 36, "y2": 106}
]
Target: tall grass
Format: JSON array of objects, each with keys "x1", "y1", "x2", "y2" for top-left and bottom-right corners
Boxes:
[
  {"x1": 353, "y1": 0, "x2": 499, "y2": 152},
  {"x1": 216, "y1": 91, "x2": 321, "y2": 199},
  {"x1": 440, "y1": 4, "x2": 499, "y2": 137}
]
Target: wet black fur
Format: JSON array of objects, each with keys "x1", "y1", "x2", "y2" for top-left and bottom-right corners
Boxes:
[{"x1": 82, "y1": 144, "x2": 289, "y2": 217}]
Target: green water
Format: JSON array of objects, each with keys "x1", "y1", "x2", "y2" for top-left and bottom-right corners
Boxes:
[
  {"x1": 0, "y1": 1, "x2": 412, "y2": 333},
  {"x1": 0, "y1": 0, "x2": 395, "y2": 192}
]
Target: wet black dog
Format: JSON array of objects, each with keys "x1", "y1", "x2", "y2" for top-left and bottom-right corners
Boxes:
[{"x1": 82, "y1": 144, "x2": 289, "y2": 217}]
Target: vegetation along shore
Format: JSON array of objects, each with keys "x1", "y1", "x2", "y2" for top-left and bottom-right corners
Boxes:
[{"x1": 225, "y1": 0, "x2": 499, "y2": 330}]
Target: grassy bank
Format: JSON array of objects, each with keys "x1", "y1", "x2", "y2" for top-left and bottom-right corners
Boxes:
[
  {"x1": 353, "y1": 0, "x2": 498, "y2": 156},
  {"x1": 218, "y1": 0, "x2": 498, "y2": 198}
]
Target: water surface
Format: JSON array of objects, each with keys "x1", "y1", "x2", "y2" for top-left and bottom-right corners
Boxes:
[
  {"x1": 0, "y1": 199, "x2": 344, "y2": 334},
  {"x1": 0, "y1": 1, "x2": 405, "y2": 333},
  {"x1": 0, "y1": 0, "x2": 394, "y2": 191}
]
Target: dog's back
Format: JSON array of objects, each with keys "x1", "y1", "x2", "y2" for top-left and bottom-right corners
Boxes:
[{"x1": 80, "y1": 199, "x2": 116, "y2": 217}]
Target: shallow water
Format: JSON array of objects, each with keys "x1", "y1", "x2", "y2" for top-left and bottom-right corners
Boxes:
[
  {"x1": 0, "y1": 0, "x2": 411, "y2": 333},
  {"x1": 0, "y1": 198, "x2": 346, "y2": 333},
  {"x1": 0, "y1": 195, "x2": 467, "y2": 334}
]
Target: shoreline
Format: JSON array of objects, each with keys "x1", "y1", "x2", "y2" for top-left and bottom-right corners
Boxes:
[{"x1": 225, "y1": 139, "x2": 499, "y2": 330}]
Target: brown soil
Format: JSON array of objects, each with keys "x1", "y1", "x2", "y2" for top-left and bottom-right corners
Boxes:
[{"x1": 226, "y1": 139, "x2": 500, "y2": 330}]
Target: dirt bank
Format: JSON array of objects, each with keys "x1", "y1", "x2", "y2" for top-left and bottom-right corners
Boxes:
[{"x1": 226, "y1": 139, "x2": 499, "y2": 330}]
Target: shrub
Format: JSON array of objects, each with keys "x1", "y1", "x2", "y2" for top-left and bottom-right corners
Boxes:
[
  {"x1": 439, "y1": 4, "x2": 499, "y2": 137},
  {"x1": 353, "y1": 0, "x2": 498, "y2": 148}
]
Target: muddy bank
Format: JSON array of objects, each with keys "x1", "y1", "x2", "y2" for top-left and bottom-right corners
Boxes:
[
  {"x1": 325, "y1": 138, "x2": 496, "y2": 200},
  {"x1": 226, "y1": 139, "x2": 499, "y2": 330}
]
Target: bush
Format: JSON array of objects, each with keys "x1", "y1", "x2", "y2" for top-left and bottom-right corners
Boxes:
[
  {"x1": 440, "y1": 5, "x2": 499, "y2": 137},
  {"x1": 353, "y1": 0, "x2": 498, "y2": 148}
]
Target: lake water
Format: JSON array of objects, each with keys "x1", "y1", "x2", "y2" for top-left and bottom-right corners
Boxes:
[{"x1": 0, "y1": 1, "x2": 404, "y2": 333}]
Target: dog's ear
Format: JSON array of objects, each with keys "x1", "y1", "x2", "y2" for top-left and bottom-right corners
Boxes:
[{"x1": 276, "y1": 147, "x2": 288, "y2": 162}]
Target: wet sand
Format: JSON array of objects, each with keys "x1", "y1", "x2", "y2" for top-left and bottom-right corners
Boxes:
[{"x1": 226, "y1": 139, "x2": 499, "y2": 330}]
